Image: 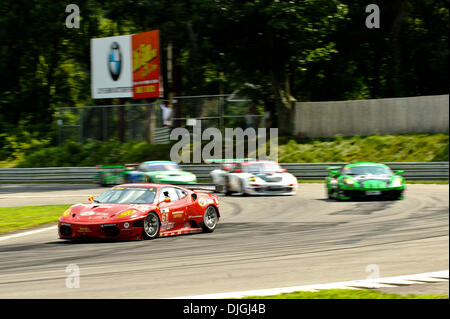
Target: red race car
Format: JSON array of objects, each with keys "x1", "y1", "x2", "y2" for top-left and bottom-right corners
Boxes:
[{"x1": 58, "y1": 183, "x2": 220, "y2": 241}]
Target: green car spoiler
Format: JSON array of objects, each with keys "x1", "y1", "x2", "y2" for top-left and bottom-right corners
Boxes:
[{"x1": 326, "y1": 166, "x2": 343, "y2": 170}]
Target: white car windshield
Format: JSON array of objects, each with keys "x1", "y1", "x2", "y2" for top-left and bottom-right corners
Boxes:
[
  {"x1": 342, "y1": 166, "x2": 392, "y2": 176},
  {"x1": 142, "y1": 164, "x2": 181, "y2": 172},
  {"x1": 246, "y1": 163, "x2": 282, "y2": 173}
]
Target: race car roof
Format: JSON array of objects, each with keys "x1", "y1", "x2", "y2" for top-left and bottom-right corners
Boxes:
[
  {"x1": 241, "y1": 160, "x2": 279, "y2": 166},
  {"x1": 115, "y1": 183, "x2": 192, "y2": 192},
  {"x1": 142, "y1": 161, "x2": 178, "y2": 166}
]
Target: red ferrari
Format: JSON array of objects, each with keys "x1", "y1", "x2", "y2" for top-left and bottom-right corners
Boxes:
[{"x1": 58, "y1": 183, "x2": 220, "y2": 240}]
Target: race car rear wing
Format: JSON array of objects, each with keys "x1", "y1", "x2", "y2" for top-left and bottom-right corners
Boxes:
[
  {"x1": 96, "y1": 163, "x2": 139, "y2": 170},
  {"x1": 203, "y1": 158, "x2": 255, "y2": 164}
]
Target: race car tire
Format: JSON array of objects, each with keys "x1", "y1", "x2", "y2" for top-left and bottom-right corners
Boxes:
[
  {"x1": 327, "y1": 188, "x2": 334, "y2": 199},
  {"x1": 143, "y1": 212, "x2": 160, "y2": 239},
  {"x1": 239, "y1": 180, "x2": 247, "y2": 196},
  {"x1": 98, "y1": 173, "x2": 107, "y2": 187},
  {"x1": 224, "y1": 177, "x2": 232, "y2": 196},
  {"x1": 202, "y1": 206, "x2": 218, "y2": 233}
]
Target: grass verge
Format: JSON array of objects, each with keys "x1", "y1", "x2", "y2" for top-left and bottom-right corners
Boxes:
[
  {"x1": 242, "y1": 288, "x2": 448, "y2": 299},
  {"x1": 0, "y1": 204, "x2": 70, "y2": 235}
]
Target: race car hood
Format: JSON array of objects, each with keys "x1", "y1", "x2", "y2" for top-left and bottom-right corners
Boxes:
[
  {"x1": 147, "y1": 170, "x2": 194, "y2": 177},
  {"x1": 61, "y1": 203, "x2": 151, "y2": 222},
  {"x1": 349, "y1": 174, "x2": 392, "y2": 182},
  {"x1": 342, "y1": 174, "x2": 396, "y2": 188},
  {"x1": 253, "y1": 172, "x2": 288, "y2": 182}
]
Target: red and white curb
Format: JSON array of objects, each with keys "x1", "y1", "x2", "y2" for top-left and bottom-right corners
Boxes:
[{"x1": 171, "y1": 270, "x2": 449, "y2": 299}]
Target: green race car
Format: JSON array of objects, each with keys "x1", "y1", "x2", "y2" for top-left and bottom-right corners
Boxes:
[
  {"x1": 96, "y1": 165, "x2": 128, "y2": 186},
  {"x1": 325, "y1": 162, "x2": 405, "y2": 200},
  {"x1": 97, "y1": 161, "x2": 197, "y2": 186},
  {"x1": 125, "y1": 161, "x2": 197, "y2": 185}
]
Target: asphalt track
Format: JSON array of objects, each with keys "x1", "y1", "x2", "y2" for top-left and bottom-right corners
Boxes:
[{"x1": 0, "y1": 183, "x2": 448, "y2": 298}]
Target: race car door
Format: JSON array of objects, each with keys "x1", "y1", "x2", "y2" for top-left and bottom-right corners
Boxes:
[{"x1": 157, "y1": 187, "x2": 186, "y2": 231}]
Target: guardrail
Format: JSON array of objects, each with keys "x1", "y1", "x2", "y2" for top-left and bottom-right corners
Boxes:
[{"x1": 0, "y1": 162, "x2": 448, "y2": 183}]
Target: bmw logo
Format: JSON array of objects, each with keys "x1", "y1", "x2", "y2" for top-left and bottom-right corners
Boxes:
[{"x1": 108, "y1": 42, "x2": 122, "y2": 81}]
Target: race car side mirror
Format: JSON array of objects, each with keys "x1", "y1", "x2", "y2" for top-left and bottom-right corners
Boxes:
[
  {"x1": 329, "y1": 170, "x2": 339, "y2": 176},
  {"x1": 282, "y1": 168, "x2": 287, "y2": 172},
  {"x1": 235, "y1": 169, "x2": 242, "y2": 173},
  {"x1": 396, "y1": 170, "x2": 404, "y2": 175},
  {"x1": 224, "y1": 168, "x2": 230, "y2": 171},
  {"x1": 88, "y1": 196, "x2": 95, "y2": 202}
]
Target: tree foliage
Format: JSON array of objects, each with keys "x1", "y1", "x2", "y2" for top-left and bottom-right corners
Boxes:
[{"x1": 0, "y1": 0, "x2": 448, "y2": 147}]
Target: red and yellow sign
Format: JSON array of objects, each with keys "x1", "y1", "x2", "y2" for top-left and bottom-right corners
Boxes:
[{"x1": 132, "y1": 30, "x2": 161, "y2": 99}]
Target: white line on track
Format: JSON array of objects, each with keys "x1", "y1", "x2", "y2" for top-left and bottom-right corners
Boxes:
[
  {"x1": 170, "y1": 270, "x2": 449, "y2": 299},
  {"x1": 0, "y1": 195, "x2": 91, "y2": 198},
  {"x1": 0, "y1": 225, "x2": 57, "y2": 242}
]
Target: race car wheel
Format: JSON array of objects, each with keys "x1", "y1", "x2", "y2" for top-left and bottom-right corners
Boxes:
[
  {"x1": 327, "y1": 188, "x2": 333, "y2": 199},
  {"x1": 143, "y1": 212, "x2": 160, "y2": 239},
  {"x1": 224, "y1": 178, "x2": 232, "y2": 196},
  {"x1": 202, "y1": 206, "x2": 218, "y2": 233}
]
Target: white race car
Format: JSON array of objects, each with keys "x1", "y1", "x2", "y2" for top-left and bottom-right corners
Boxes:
[{"x1": 211, "y1": 160, "x2": 298, "y2": 196}]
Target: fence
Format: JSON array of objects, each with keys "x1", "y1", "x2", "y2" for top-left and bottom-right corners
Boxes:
[
  {"x1": 294, "y1": 94, "x2": 449, "y2": 137},
  {"x1": 57, "y1": 94, "x2": 262, "y2": 145},
  {"x1": 0, "y1": 162, "x2": 447, "y2": 183}
]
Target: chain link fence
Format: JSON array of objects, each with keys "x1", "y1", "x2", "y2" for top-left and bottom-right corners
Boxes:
[{"x1": 57, "y1": 95, "x2": 265, "y2": 145}]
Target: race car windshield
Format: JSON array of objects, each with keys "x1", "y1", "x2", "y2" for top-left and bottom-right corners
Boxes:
[
  {"x1": 94, "y1": 187, "x2": 157, "y2": 204},
  {"x1": 246, "y1": 163, "x2": 282, "y2": 173},
  {"x1": 343, "y1": 166, "x2": 392, "y2": 176},
  {"x1": 143, "y1": 164, "x2": 180, "y2": 172}
]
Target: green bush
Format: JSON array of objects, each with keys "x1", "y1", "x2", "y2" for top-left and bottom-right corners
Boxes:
[
  {"x1": 15, "y1": 139, "x2": 174, "y2": 167},
  {"x1": 7, "y1": 133, "x2": 450, "y2": 168},
  {"x1": 278, "y1": 133, "x2": 449, "y2": 163}
]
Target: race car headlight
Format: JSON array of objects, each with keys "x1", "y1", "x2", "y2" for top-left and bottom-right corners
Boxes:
[
  {"x1": 343, "y1": 178, "x2": 356, "y2": 186},
  {"x1": 117, "y1": 209, "x2": 137, "y2": 218},
  {"x1": 390, "y1": 177, "x2": 403, "y2": 187},
  {"x1": 62, "y1": 208, "x2": 71, "y2": 217}
]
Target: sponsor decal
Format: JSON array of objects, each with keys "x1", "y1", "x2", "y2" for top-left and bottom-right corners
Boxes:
[
  {"x1": 123, "y1": 222, "x2": 130, "y2": 229},
  {"x1": 198, "y1": 198, "x2": 207, "y2": 207},
  {"x1": 108, "y1": 42, "x2": 122, "y2": 81},
  {"x1": 172, "y1": 211, "x2": 184, "y2": 218},
  {"x1": 78, "y1": 227, "x2": 91, "y2": 233},
  {"x1": 132, "y1": 30, "x2": 162, "y2": 98},
  {"x1": 161, "y1": 222, "x2": 175, "y2": 230},
  {"x1": 80, "y1": 211, "x2": 95, "y2": 216}
]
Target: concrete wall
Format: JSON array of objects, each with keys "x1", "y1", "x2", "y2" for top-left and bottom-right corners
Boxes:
[{"x1": 294, "y1": 95, "x2": 449, "y2": 137}]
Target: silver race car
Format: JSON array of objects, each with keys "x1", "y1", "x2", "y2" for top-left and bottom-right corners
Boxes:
[{"x1": 211, "y1": 160, "x2": 298, "y2": 196}]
